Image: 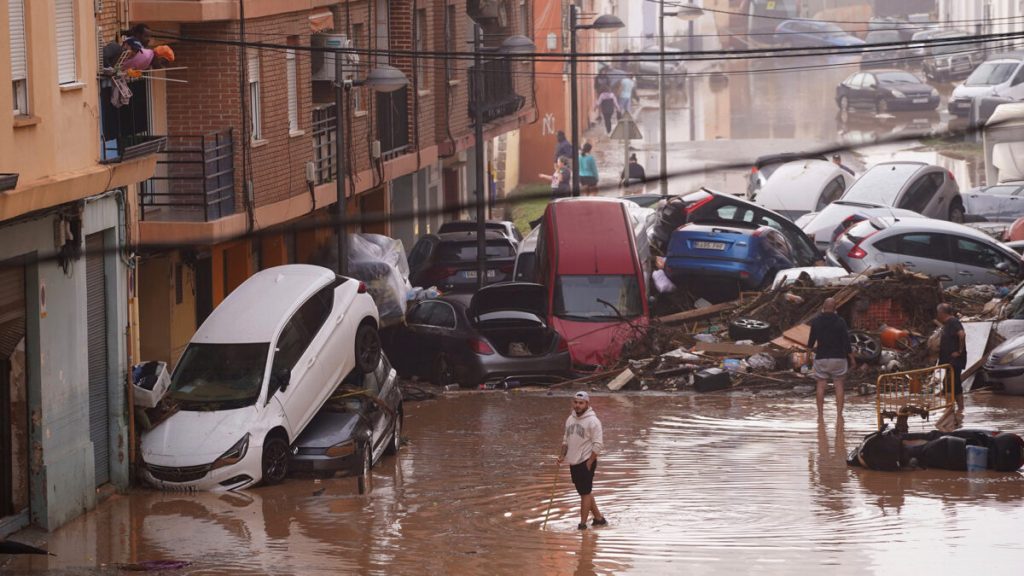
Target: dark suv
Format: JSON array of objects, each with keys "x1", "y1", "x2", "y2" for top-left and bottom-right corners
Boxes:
[{"x1": 408, "y1": 231, "x2": 517, "y2": 292}]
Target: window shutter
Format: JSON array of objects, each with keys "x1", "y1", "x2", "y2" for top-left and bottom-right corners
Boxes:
[
  {"x1": 8, "y1": 0, "x2": 27, "y2": 81},
  {"x1": 247, "y1": 54, "x2": 259, "y2": 81},
  {"x1": 286, "y1": 49, "x2": 298, "y2": 132},
  {"x1": 56, "y1": 0, "x2": 78, "y2": 84}
]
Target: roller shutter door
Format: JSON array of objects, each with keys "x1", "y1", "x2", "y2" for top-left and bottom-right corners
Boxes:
[{"x1": 86, "y1": 233, "x2": 110, "y2": 486}]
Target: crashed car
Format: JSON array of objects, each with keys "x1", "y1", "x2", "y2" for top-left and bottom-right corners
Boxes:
[
  {"x1": 981, "y1": 332, "x2": 1024, "y2": 395},
  {"x1": 386, "y1": 283, "x2": 572, "y2": 387},
  {"x1": 141, "y1": 265, "x2": 381, "y2": 491}
]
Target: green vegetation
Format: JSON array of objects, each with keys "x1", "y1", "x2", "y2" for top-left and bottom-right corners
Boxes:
[{"x1": 509, "y1": 183, "x2": 550, "y2": 236}]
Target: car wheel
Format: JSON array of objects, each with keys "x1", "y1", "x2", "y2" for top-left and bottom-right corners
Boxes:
[
  {"x1": 355, "y1": 322, "x2": 382, "y2": 374},
  {"x1": 261, "y1": 435, "x2": 289, "y2": 486},
  {"x1": 839, "y1": 95, "x2": 850, "y2": 113},
  {"x1": 850, "y1": 331, "x2": 882, "y2": 364},
  {"x1": 385, "y1": 410, "x2": 403, "y2": 456},
  {"x1": 357, "y1": 442, "x2": 373, "y2": 495},
  {"x1": 948, "y1": 201, "x2": 966, "y2": 224},
  {"x1": 432, "y1": 353, "x2": 455, "y2": 387},
  {"x1": 875, "y1": 99, "x2": 889, "y2": 114},
  {"x1": 728, "y1": 318, "x2": 773, "y2": 343}
]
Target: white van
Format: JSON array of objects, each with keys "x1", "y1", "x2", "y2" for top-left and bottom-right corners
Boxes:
[{"x1": 949, "y1": 54, "x2": 1024, "y2": 117}]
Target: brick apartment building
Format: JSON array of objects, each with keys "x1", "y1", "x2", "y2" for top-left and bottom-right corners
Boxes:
[{"x1": 128, "y1": 0, "x2": 536, "y2": 373}]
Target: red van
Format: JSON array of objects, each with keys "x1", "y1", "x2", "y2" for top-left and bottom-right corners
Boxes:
[{"x1": 533, "y1": 198, "x2": 650, "y2": 369}]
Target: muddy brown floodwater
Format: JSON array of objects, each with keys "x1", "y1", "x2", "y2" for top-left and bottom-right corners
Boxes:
[{"x1": 7, "y1": 392, "x2": 1024, "y2": 575}]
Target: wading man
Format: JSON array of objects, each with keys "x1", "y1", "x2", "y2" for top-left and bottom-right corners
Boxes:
[
  {"x1": 937, "y1": 303, "x2": 967, "y2": 414},
  {"x1": 808, "y1": 298, "x2": 856, "y2": 419},
  {"x1": 558, "y1": 392, "x2": 606, "y2": 530}
]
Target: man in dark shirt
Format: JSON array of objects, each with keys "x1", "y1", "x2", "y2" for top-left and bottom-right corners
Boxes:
[
  {"x1": 937, "y1": 303, "x2": 967, "y2": 414},
  {"x1": 807, "y1": 298, "x2": 857, "y2": 420}
]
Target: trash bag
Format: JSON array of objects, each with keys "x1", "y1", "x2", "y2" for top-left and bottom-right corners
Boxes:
[
  {"x1": 746, "y1": 353, "x2": 776, "y2": 371},
  {"x1": 651, "y1": 196, "x2": 690, "y2": 255},
  {"x1": 347, "y1": 234, "x2": 412, "y2": 322}
]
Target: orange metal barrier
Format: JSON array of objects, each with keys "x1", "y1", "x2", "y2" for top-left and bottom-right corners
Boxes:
[{"x1": 876, "y1": 364, "x2": 956, "y2": 432}]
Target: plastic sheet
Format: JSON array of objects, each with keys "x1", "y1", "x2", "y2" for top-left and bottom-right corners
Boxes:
[{"x1": 347, "y1": 234, "x2": 412, "y2": 321}]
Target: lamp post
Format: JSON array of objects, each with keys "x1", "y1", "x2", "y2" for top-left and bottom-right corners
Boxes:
[
  {"x1": 335, "y1": 62, "x2": 408, "y2": 276},
  {"x1": 569, "y1": 6, "x2": 624, "y2": 197},
  {"x1": 471, "y1": 24, "x2": 536, "y2": 290},
  {"x1": 659, "y1": 2, "x2": 702, "y2": 196}
]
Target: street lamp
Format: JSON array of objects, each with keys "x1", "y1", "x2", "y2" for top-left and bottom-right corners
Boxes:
[
  {"x1": 569, "y1": 6, "x2": 624, "y2": 197},
  {"x1": 659, "y1": 1, "x2": 703, "y2": 196},
  {"x1": 471, "y1": 25, "x2": 536, "y2": 289},
  {"x1": 335, "y1": 62, "x2": 408, "y2": 276}
]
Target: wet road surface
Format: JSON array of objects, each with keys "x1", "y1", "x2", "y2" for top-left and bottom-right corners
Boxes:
[{"x1": 7, "y1": 391, "x2": 1024, "y2": 575}]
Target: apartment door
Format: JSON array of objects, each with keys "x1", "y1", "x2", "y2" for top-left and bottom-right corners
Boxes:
[
  {"x1": 0, "y1": 263, "x2": 28, "y2": 519},
  {"x1": 86, "y1": 233, "x2": 111, "y2": 486},
  {"x1": 360, "y1": 188, "x2": 388, "y2": 236}
]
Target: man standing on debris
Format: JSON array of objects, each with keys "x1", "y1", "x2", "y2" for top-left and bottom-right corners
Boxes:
[
  {"x1": 808, "y1": 298, "x2": 856, "y2": 419},
  {"x1": 557, "y1": 392, "x2": 607, "y2": 530},
  {"x1": 937, "y1": 303, "x2": 967, "y2": 414}
]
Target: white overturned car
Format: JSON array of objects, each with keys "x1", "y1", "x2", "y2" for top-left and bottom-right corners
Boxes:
[{"x1": 141, "y1": 265, "x2": 381, "y2": 491}]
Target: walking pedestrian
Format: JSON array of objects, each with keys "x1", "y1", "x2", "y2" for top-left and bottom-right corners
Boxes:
[
  {"x1": 617, "y1": 74, "x2": 636, "y2": 116},
  {"x1": 539, "y1": 155, "x2": 572, "y2": 199},
  {"x1": 831, "y1": 153, "x2": 855, "y2": 177},
  {"x1": 554, "y1": 131, "x2": 573, "y2": 164},
  {"x1": 557, "y1": 391, "x2": 607, "y2": 530},
  {"x1": 579, "y1": 142, "x2": 599, "y2": 196},
  {"x1": 808, "y1": 297, "x2": 856, "y2": 419},
  {"x1": 594, "y1": 89, "x2": 621, "y2": 136},
  {"x1": 937, "y1": 303, "x2": 967, "y2": 414}
]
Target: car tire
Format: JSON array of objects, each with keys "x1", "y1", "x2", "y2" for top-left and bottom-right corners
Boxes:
[
  {"x1": 261, "y1": 434, "x2": 289, "y2": 486},
  {"x1": 385, "y1": 409, "x2": 403, "y2": 456},
  {"x1": 850, "y1": 331, "x2": 882, "y2": 364},
  {"x1": 839, "y1": 95, "x2": 850, "y2": 113},
  {"x1": 875, "y1": 99, "x2": 889, "y2": 114},
  {"x1": 948, "y1": 201, "x2": 966, "y2": 224},
  {"x1": 728, "y1": 318, "x2": 773, "y2": 343},
  {"x1": 355, "y1": 322, "x2": 382, "y2": 374},
  {"x1": 432, "y1": 353, "x2": 455, "y2": 388},
  {"x1": 357, "y1": 442, "x2": 373, "y2": 495}
]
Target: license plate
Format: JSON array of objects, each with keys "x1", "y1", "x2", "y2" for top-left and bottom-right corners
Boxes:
[
  {"x1": 465, "y1": 270, "x2": 497, "y2": 279},
  {"x1": 912, "y1": 98, "x2": 927, "y2": 104},
  {"x1": 694, "y1": 241, "x2": 726, "y2": 250}
]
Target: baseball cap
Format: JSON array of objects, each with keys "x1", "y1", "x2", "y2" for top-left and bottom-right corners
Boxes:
[{"x1": 574, "y1": 391, "x2": 590, "y2": 401}]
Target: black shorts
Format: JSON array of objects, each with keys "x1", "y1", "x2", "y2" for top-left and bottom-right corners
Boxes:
[
  {"x1": 569, "y1": 460, "x2": 597, "y2": 496},
  {"x1": 580, "y1": 176, "x2": 598, "y2": 187}
]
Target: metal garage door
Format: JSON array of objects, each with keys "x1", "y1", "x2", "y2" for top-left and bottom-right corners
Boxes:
[
  {"x1": 86, "y1": 233, "x2": 110, "y2": 486},
  {"x1": 0, "y1": 262, "x2": 26, "y2": 516}
]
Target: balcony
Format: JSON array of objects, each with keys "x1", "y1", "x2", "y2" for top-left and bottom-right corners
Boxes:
[
  {"x1": 141, "y1": 130, "x2": 236, "y2": 222},
  {"x1": 311, "y1": 104, "x2": 337, "y2": 185},
  {"x1": 469, "y1": 59, "x2": 525, "y2": 124},
  {"x1": 100, "y1": 79, "x2": 167, "y2": 164}
]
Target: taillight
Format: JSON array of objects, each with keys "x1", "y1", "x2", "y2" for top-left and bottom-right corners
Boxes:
[
  {"x1": 847, "y1": 245, "x2": 868, "y2": 259},
  {"x1": 750, "y1": 166, "x2": 758, "y2": 174},
  {"x1": 499, "y1": 263, "x2": 514, "y2": 273},
  {"x1": 357, "y1": 281, "x2": 368, "y2": 294},
  {"x1": 948, "y1": 170, "x2": 956, "y2": 182},
  {"x1": 468, "y1": 337, "x2": 495, "y2": 355},
  {"x1": 426, "y1": 266, "x2": 457, "y2": 284},
  {"x1": 685, "y1": 194, "x2": 715, "y2": 215}
]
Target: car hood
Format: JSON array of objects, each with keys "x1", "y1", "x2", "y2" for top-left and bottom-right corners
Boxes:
[
  {"x1": 552, "y1": 316, "x2": 648, "y2": 368},
  {"x1": 469, "y1": 282, "x2": 547, "y2": 318},
  {"x1": 294, "y1": 411, "x2": 361, "y2": 449},
  {"x1": 990, "y1": 332, "x2": 1024, "y2": 364},
  {"x1": 885, "y1": 83, "x2": 934, "y2": 96},
  {"x1": 952, "y1": 84, "x2": 996, "y2": 99},
  {"x1": 142, "y1": 406, "x2": 259, "y2": 465}
]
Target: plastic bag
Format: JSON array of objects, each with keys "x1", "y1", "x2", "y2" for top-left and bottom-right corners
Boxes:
[
  {"x1": 347, "y1": 233, "x2": 412, "y2": 321},
  {"x1": 746, "y1": 353, "x2": 775, "y2": 371}
]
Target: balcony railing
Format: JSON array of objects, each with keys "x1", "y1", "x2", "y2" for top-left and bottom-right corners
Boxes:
[
  {"x1": 377, "y1": 86, "x2": 411, "y2": 160},
  {"x1": 141, "y1": 129, "x2": 235, "y2": 222},
  {"x1": 312, "y1": 104, "x2": 337, "y2": 185},
  {"x1": 469, "y1": 59, "x2": 525, "y2": 124},
  {"x1": 99, "y1": 78, "x2": 167, "y2": 164}
]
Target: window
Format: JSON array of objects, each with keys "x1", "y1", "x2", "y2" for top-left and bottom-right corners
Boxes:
[
  {"x1": 554, "y1": 275, "x2": 643, "y2": 320},
  {"x1": 375, "y1": 0, "x2": 390, "y2": 65},
  {"x1": 520, "y1": 0, "x2": 529, "y2": 36},
  {"x1": 55, "y1": 0, "x2": 77, "y2": 85},
  {"x1": 409, "y1": 301, "x2": 456, "y2": 329},
  {"x1": 351, "y1": 24, "x2": 365, "y2": 112},
  {"x1": 8, "y1": 0, "x2": 28, "y2": 115},
  {"x1": 269, "y1": 287, "x2": 333, "y2": 394},
  {"x1": 446, "y1": 6, "x2": 457, "y2": 81},
  {"x1": 951, "y1": 237, "x2": 1017, "y2": 273},
  {"x1": 414, "y1": 9, "x2": 428, "y2": 86},
  {"x1": 817, "y1": 177, "x2": 846, "y2": 210},
  {"x1": 286, "y1": 46, "x2": 298, "y2": 133},
  {"x1": 898, "y1": 172, "x2": 944, "y2": 213},
  {"x1": 875, "y1": 233, "x2": 948, "y2": 260},
  {"x1": 169, "y1": 343, "x2": 271, "y2": 410},
  {"x1": 247, "y1": 54, "x2": 262, "y2": 140}
]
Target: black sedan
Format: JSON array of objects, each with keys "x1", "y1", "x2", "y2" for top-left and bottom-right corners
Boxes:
[
  {"x1": 289, "y1": 354, "x2": 402, "y2": 493},
  {"x1": 385, "y1": 283, "x2": 572, "y2": 388},
  {"x1": 836, "y1": 69, "x2": 940, "y2": 114}
]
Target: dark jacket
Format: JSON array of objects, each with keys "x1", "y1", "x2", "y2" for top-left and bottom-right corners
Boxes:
[
  {"x1": 807, "y1": 312, "x2": 852, "y2": 360},
  {"x1": 555, "y1": 139, "x2": 573, "y2": 162},
  {"x1": 939, "y1": 316, "x2": 966, "y2": 369}
]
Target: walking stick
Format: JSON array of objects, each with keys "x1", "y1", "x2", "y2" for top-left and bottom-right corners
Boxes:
[{"x1": 541, "y1": 460, "x2": 561, "y2": 530}]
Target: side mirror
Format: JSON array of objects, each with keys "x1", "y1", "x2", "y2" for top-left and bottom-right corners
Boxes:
[
  {"x1": 274, "y1": 368, "x2": 291, "y2": 393},
  {"x1": 996, "y1": 261, "x2": 1010, "y2": 272}
]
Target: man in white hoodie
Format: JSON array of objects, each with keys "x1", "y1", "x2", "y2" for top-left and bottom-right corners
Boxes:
[{"x1": 557, "y1": 391, "x2": 606, "y2": 530}]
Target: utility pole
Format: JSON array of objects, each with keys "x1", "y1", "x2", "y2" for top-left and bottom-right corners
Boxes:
[
  {"x1": 334, "y1": 60, "x2": 348, "y2": 276},
  {"x1": 658, "y1": 0, "x2": 667, "y2": 196},
  {"x1": 474, "y1": 24, "x2": 487, "y2": 290},
  {"x1": 569, "y1": 3, "x2": 581, "y2": 197}
]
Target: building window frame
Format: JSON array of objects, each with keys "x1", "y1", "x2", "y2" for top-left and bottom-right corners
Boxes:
[
  {"x1": 286, "y1": 46, "x2": 299, "y2": 134},
  {"x1": 9, "y1": 0, "x2": 29, "y2": 115},
  {"x1": 351, "y1": 24, "x2": 366, "y2": 113},
  {"x1": 55, "y1": 0, "x2": 78, "y2": 85},
  {"x1": 248, "y1": 54, "x2": 263, "y2": 141}
]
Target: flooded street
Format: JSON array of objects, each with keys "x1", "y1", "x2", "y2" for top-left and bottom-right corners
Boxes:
[{"x1": 8, "y1": 392, "x2": 1024, "y2": 575}]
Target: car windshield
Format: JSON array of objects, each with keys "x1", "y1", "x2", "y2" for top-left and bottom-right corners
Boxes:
[
  {"x1": 168, "y1": 343, "x2": 269, "y2": 410},
  {"x1": 842, "y1": 164, "x2": 921, "y2": 205},
  {"x1": 554, "y1": 275, "x2": 643, "y2": 321},
  {"x1": 438, "y1": 240, "x2": 515, "y2": 262},
  {"x1": 931, "y1": 33, "x2": 966, "y2": 55},
  {"x1": 966, "y1": 62, "x2": 1018, "y2": 86},
  {"x1": 877, "y1": 71, "x2": 921, "y2": 84},
  {"x1": 439, "y1": 222, "x2": 506, "y2": 234}
]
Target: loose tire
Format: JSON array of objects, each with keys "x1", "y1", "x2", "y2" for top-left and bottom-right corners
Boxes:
[
  {"x1": 261, "y1": 435, "x2": 289, "y2": 486},
  {"x1": 357, "y1": 442, "x2": 373, "y2": 495},
  {"x1": 385, "y1": 410, "x2": 403, "y2": 456},
  {"x1": 728, "y1": 318, "x2": 773, "y2": 343},
  {"x1": 948, "y1": 201, "x2": 966, "y2": 224},
  {"x1": 850, "y1": 331, "x2": 882, "y2": 364},
  {"x1": 355, "y1": 322, "x2": 382, "y2": 374}
]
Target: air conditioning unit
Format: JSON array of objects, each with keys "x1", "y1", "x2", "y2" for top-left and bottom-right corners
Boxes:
[{"x1": 311, "y1": 34, "x2": 359, "y2": 82}]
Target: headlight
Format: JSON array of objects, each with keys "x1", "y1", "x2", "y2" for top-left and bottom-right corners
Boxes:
[
  {"x1": 891, "y1": 89, "x2": 906, "y2": 98},
  {"x1": 325, "y1": 439, "x2": 356, "y2": 458},
  {"x1": 998, "y1": 348, "x2": 1024, "y2": 365},
  {"x1": 211, "y1": 434, "x2": 250, "y2": 470}
]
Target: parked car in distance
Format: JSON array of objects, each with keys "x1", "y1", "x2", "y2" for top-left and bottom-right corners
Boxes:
[
  {"x1": 385, "y1": 283, "x2": 571, "y2": 387},
  {"x1": 836, "y1": 70, "x2": 940, "y2": 114},
  {"x1": 774, "y1": 20, "x2": 865, "y2": 48},
  {"x1": 437, "y1": 220, "x2": 523, "y2": 246},
  {"x1": 533, "y1": 198, "x2": 650, "y2": 370},
  {"x1": 141, "y1": 265, "x2": 382, "y2": 492},
  {"x1": 752, "y1": 159, "x2": 853, "y2": 221},
  {"x1": 982, "y1": 332, "x2": 1024, "y2": 395},
  {"x1": 962, "y1": 184, "x2": 1024, "y2": 222},
  {"x1": 949, "y1": 53, "x2": 1024, "y2": 117},
  {"x1": 620, "y1": 193, "x2": 673, "y2": 208},
  {"x1": 513, "y1": 224, "x2": 540, "y2": 282},
  {"x1": 860, "y1": 30, "x2": 904, "y2": 68},
  {"x1": 747, "y1": 152, "x2": 829, "y2": 198},
  {"x1": 289, "y1": 353, "x2": 402, "y2": 490},
  {"x1": 920, "y1": 30, "x2": 981, "y2": 81},
  {"x1": 798, "y1": 161, "x2": 963, "y2": 248},
  {"x1": 407, "y1": 231, "x2": 517, "y2": 292},
  {"x1": 634, "y1": 45, "x2": 686, "y2": 89},
  {"x1": 828, "y1": 217, "x2": 1023, "y2": 286}
]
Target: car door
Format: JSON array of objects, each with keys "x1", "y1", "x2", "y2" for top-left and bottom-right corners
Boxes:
[
  {"x1": 360, "y1": 357, "x2": 392, "y2": 457},
  {"x1": 860, "y1": 73, "x2": 878, "y2": 107},
  {"x1": 967, "y1": 185, "x2": 1021, "y2": 221},
  {"x1": 401, "y1": 300, "x2": 459, "y2": 378},
  {"x1": 949, "y1": 235, "x2": 1021, "y2": 285},
  {"x1": 268, "y1": 292, "x2": 331, "y2": 435},
  {"x1": 896, "y1": 172, "x2": 944, "y2": 216},
  {"x1": 871, "y1": 232, "x2": 955, "y2": 282}
]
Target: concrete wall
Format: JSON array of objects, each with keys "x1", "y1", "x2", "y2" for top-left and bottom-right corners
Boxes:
[{"x1": 0, "y1": 194, "x2": 129, "y2": 531}]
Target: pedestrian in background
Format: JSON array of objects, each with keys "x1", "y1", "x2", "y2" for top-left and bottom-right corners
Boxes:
[
  {"x1": 554, "y1": 130, "x2": 573, "y2": 164},
  {"x1": 937, "y1": 303, "x2": 967, "y2": 414},
  {"x1": 617, "y1": 74, "x2": 636, "y2": 117},
  {"x1": 578, "y1": 142, "x2": 599, "y2": 196},
  {"x1": 832, "y1": 153, "x2": 855, "y2": 176},
  {"x1": 557, "y1": 391, "x2": 607, "y2": 530},
  {"x1": 620, "y1": 153, "x2": 646, "y2": 194},
  {"x1": 594, "y1": 89, "x2": 621, "y2": 136},
  {"x1": 539, "y1": 155, "x2": 572, "y2": 199},
  {"x1": 807, "y1": 297, "x2": 856, "y2": 420}
]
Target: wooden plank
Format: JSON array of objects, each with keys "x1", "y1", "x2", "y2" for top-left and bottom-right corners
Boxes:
[
  {"x1": 606, "y1": 369, "x2": 636, "y2": 391},
  {"x1": 659, "y1": 301, "x2": 739, "y2": 324},
  {"x1": 771, "y1": 323, "x2": 811, "y2": 350}
]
